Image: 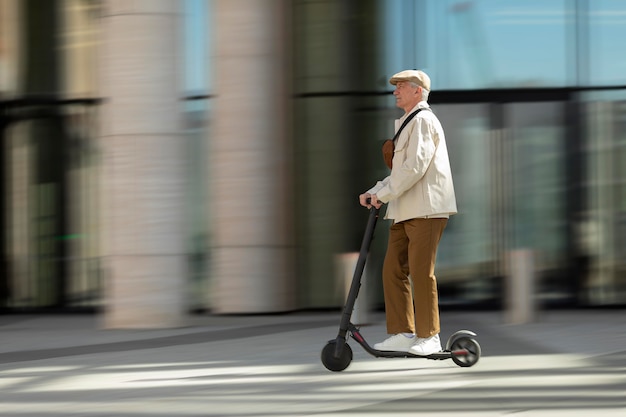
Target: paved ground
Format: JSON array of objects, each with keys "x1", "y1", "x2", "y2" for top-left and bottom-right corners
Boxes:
[{"x1": 0, "y1": 309, "x2": 624, "y2": 416}]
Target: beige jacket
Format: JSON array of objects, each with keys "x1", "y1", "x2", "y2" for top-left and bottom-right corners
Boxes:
[{"x1": 367, "y1": 101, "x2": 457, "y2": 222}]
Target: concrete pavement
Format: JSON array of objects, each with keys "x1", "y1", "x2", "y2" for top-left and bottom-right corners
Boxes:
[{"x1": 0, "y1": 309, "x2": 624, "y2": 416}]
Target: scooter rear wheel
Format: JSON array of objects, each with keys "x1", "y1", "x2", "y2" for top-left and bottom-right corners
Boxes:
[
  {"x1": 450, "y1": 337, "x2": 481, "y2": 367},
  {"x1": 321, "y1": 341, "x2": 353, "y2": 372}
]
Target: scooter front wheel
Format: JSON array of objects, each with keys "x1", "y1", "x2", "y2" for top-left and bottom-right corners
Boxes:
[
  {"x1": 450, "y1": 337, "x2": 481, "y2": 367},
  {"x1": 321, "y1": 341, "x2": 353, "y2": 372}
]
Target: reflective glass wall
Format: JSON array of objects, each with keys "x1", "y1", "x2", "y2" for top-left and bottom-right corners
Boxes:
[
  {"x1": 183, "y1": 0, "x2": 211, "y2": 311},
  {"x1": 381, "y1": 0, "x2": 626, "y2": 89},
  {"x1": 1, "y1": 0, "x2": 102, "y2": 309},
  {"x1": 582, "y1": 92, "x2": 626, "y2": 304},
  {"x1": 367, "y1": 0, "x2": 626, "y2": 306}
]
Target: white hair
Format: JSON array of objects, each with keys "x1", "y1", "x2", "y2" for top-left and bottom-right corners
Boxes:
[{"x1": 410, "y1": 82, "x2": 430, "y2": 101}]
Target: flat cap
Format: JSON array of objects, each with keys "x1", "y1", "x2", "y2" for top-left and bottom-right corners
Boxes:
[{"x1": 389, "y1": 69, "x2": 431, "y2": 90}]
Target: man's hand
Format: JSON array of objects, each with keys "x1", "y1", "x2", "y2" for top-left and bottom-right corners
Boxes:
[{"x1": 359, "y1": 193, "x2": 383, "y2": 209}]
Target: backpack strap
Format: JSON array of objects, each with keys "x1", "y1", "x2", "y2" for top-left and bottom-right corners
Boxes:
[
  {"x1": 392, "y1": 109, "x2": 422, "y2": 143},
  {"x1": 382, "y1": 109, "x2": 424, "y2": 170}
]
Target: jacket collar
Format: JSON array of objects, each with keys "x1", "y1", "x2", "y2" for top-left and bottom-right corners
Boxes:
[{"x1": 399, "y1": 101, "x2": 430, "y2": 122}]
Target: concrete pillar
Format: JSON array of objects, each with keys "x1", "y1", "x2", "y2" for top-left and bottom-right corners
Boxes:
[
  {"x1": 99, "y1": 0, "x2": 187, "y2": 328},
  {"x1": 209, "y1": 0, "x2": 295, "y2": 313}
]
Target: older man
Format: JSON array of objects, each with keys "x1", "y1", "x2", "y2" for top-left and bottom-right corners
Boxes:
[{"x1": 359, "y1": 69, "x2": 457, "y2": 355}]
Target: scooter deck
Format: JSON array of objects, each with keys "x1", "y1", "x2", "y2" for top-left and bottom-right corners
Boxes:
[{"x1": 348, "y1": 324, "x2": 471, "y2": 360}]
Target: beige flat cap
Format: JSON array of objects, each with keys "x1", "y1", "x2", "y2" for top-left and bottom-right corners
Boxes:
[{"x1": 389, "y1": 69, "x2": 431, "y2": 90}]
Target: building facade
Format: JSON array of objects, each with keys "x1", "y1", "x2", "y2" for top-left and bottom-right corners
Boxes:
[{"x1": 1, "y1": 0, "x2": 625, "y2": 326}]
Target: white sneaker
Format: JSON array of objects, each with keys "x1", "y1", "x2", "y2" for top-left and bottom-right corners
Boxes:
[
  {"x1": 374, "y1": 334, "x2": 416, "y2": 352},
  {"x1": 409, "y1": 334, "x2": 442, "y2": 356}
]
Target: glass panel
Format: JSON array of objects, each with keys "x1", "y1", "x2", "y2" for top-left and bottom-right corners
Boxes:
[
  {"x1": 380, "y1": 0, "x2": 424, "y2": 78},
  {"x1": 183, "y1": 0, "x2": 212, "y2": 310},
  {"x1": 63, "y1": 104, "x2": 102, "y2": 307},
  {"x1": 582, "y1": 91, "x2": 626, "y2": 304},
  {"x1": 61, "y1": 0, "x2": 100, "y2": 97},
  {"x1": 383, "y1": 0, "x2": 571, "y2": 89},
  {"x1": 426, "y1": 101, "x2": 569, "y2": 306},
  {"x1": 427, "y1": 104, "x2": 495, "y2": 304},
  {"x1": 589, "y1": 1, "x2": 626, "y2": 86},
  {"x1": 4, "y1": 102, "x2": 103, "y2": 309},
  {"x1": 183, "y1": 98, "x2": 210, "y2": 311},
  {"x1": 507, "y1": 102, "x2": 568, "y2": 300},
  {"x1": 184, "y1": 0, "x2": 211, "y2": 94}
]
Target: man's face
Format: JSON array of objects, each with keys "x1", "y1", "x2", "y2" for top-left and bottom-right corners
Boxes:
[{"x1": 393, "y1": 81, "x2": 421, "y2": 112}]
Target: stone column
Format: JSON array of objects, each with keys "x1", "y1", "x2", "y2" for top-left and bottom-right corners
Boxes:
[
  {"x1": 99, "y1": 0, "x2": 187, "y2": 328},
  {"x1": 209, "y1": 0, "x2": 295, "y2": 313}
]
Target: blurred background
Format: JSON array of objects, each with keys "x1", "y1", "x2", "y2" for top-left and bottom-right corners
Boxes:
[{"x1": 0, "y1": 0, "x2": 624, "y2": 326}]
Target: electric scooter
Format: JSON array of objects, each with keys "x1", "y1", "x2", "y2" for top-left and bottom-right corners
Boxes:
[{"x1": 321, "y1": 202, "x2": 481, "y2": 372}]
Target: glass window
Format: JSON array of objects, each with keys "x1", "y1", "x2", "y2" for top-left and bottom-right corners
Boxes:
[
  {"x1": 588, "y1": 0, "x2": 626, "y2": 86},
  {"x1": 382, "y1": 0, "x2": 573, "y2": 89},
  {"x1": 582, "y1": 92, "x2": 626, "y2": 304},
  {"x1": 184, "y1": 0, "x2": 211, "y2": 95},
  {"x1": 434, "y1": 104, "x2": 494, "y2": 299},
  {"x1": 183, "y1": 0, "x2": 212, "y2": 309}
]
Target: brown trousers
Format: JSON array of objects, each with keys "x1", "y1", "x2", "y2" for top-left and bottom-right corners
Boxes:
[{"x1": 382, "y1": 218, "x2": 447, "y2": 338}]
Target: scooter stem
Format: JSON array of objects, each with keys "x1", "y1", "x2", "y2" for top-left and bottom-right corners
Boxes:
[{"x1": 335, "y1": 205, "x2": 380, "y2": 354}]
